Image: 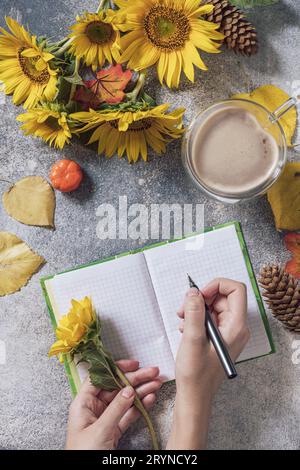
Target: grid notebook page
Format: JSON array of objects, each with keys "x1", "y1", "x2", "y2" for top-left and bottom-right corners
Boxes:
[
  {"x1": 49, "y1": 253, "x2": 175, "y2": 381},
  {"x1": 144, "y1": 225, "x2": 272, "y2": 363}
]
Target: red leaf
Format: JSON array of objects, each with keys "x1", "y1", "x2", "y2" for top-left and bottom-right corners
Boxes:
[
  {"x1": 73, "y1": 86, "x2": 102, "y2": 111},
  {"x1": 84, "y1": 64, "x2": 132, "y2": 105},
  {"x1": 285, "y1": 258, "x2": 300, "y2": 279},
  {"x1": 284, "y1": 233, "x2": 300, "y2": 255},
  {"x1": 284, "y1": 233, "x2": 300, "y2": 278}
]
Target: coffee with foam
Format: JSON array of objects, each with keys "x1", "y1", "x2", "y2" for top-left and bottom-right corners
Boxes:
[{"x1": 191, "y1": 107, "x2": 279, "y2": 196}]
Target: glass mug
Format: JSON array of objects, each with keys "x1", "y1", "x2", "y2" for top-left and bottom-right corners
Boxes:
[{"x1": 182, "y1": 97, "x2": 298, "y2": 203}]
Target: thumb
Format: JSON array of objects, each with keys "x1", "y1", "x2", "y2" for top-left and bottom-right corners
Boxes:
[
  {"x1": 97, "y1": 386, "x2": 135, "y2": 432},
  {"x1": 183, "y1": 288, "x2": 206, "y2": 340}
]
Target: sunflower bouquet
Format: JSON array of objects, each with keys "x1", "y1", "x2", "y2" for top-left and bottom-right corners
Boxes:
[{"x1": 0, "y1": 0, "x2": 223, "y2": 162}]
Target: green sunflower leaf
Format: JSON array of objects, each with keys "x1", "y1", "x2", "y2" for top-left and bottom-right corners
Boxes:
[
  {"x1": 229, "y1": 0, "x2": 279, "y2": 7},
  {"x1": 139, "y1": 91, "x2": 156, "y2": 107},
  {"x1": 55, "y1": 76, "x2": 72, "y2": 104},
  {"x1": 89, "y1": 366, "x2": 118, "y2": 390}
]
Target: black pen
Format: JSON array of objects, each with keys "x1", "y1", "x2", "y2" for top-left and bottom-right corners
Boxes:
[{"x1": 187, "y1": 274, "x2": 238, "y2": 380}]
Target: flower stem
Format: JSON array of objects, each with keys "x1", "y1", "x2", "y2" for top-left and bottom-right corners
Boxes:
[
  {"x1": 67, "y1": 58, "x2": 80, "y2": 106},
  {"x1": 133, "y1": 396, "x2": 160, "y2": 451},
  {"x1": 115, "y1": 366, "x2": 159, "y2": 450},
  {"x1": 54, "y1": 37, "x2": 69, "y2": 48},
  {"x1": 126, "y1": 73, "x2": 146, "y2": 103},
  {"x1": 54, "y1": 38, "x2": 74, "y2": 57},
  {"x1": 97, "y1": 0, "x2": 110, "y2": 12}
]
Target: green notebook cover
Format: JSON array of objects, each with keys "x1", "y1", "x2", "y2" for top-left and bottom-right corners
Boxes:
[{"x1": 41, "y1": 221, "x2": 275, "y2": 397}]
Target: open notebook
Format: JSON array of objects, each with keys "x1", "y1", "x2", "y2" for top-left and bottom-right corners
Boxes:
[{"x1": 41, "y1": 222, "x2": 274, "y2": 395}]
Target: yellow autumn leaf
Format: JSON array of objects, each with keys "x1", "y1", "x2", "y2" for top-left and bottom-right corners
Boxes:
[
  {"x1": 267, "y1": 162, "x2": 300, "y2": 231},
  {"x1": 232, "y1": 85, "x2": 297, "y2": 147},
  {"x1": 2, "y1": 176, "x2": 55, "y2": 227},
  {"x1": 0, "y1": 232, "x2": 45, "y2": 296}
]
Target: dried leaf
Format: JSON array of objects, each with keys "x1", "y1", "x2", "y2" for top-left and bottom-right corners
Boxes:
[
  {"x1": 232, "y1": 85, "x2": 297, "y2": 147},
  {"x1": 267, "y1": 162, "x2": 300, "y2": 231},
  {"x1": 285, "y1": 258, "x2": 300, "y2": 279},
  {"x1": 2, "y1": 176, "x2": 55, "y2": 227},
  {"x1": 284, "y1": 233, "x2": 300, "y2": 279},
  {"x1": 0, "y1": 232, "x2": 45, "y2": 296},
  {"x1": 284, "y1": 232, "x2": 300, "y2": 254},
  {"x1": 73, "y1": 86, "x2": 102, "y2": 111},
  {"x1": 84, "y1": 64, "x2": 132, "y2": 105}
]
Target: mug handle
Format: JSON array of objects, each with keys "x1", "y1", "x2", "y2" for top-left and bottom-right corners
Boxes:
[{"x1": 270, "y1": 96, "x2": 299, "y2": 124}]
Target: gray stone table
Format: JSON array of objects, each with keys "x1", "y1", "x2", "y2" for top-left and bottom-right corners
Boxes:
[{"x1": 0, "y1": 0, "x2": 300, "y2": 450}]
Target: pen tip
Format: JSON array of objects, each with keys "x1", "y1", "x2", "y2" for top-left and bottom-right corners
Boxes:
[{"x1": 187, "y1": 274, "x2": 199, "y2": 290}]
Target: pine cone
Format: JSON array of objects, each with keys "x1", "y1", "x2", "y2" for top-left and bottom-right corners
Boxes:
[
  {"x1": 259, "y1": 265, "x2": 300, "y2": 332},
  {"x1": 204, "y1": 0, "x2": 258, "y2": 56}
]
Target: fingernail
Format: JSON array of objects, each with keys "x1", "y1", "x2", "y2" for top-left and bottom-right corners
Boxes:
[
  {"x1": 122, "y1": 386, "x2": 135, "y2": 399},
  {"x1": 187, "y1": 288, "x2": 199, "y2": 297}
]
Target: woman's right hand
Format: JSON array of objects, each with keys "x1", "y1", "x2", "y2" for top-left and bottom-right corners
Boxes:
[
  {"x1": 176, "y1": 278, "x2": 250, "y2": 396},
  {"x1": 167, "y1": 278, "x2": 250, "y2": 450}
]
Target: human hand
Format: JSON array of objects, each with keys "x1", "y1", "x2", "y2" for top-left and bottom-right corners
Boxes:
[
  {"x1": 66, "y1": 359, "x2": 161, "y2": 450},
  {"x1": 176, "y1": 278, "x2": 250, "y2": 397},
  {"x1": 167, "y1": 279, "x2": 249, "y2": 450}
]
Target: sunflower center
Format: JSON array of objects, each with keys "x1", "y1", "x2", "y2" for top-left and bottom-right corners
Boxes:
[
  {"x1": 86, "y1": 21, "x2": 114, "y2": 44},
  {"x1": 45, "y1": 116, "x2": 62, "y2": 131},
  {"x1": 144, "y1": 5, "x2": 190, "y2": 50},
  {"x1": 18, "y1": 48, "x2": 50, "y2": 84},
  {"x1": 110, "y1": 118, "x2": 153, "y2": 132}
]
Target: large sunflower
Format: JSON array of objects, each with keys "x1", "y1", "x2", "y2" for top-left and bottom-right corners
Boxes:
[
  {"x1": 0, "y1": 17, "x2": 57, "y2": 108},
  {"x1": 69, "y1": 11, "x2": 122, "y2": 68},
  {"x1": 71, "y1": 104, "x2": 184, "y2": 162},
  {"x1": 17, "y1": 105, "x2": 72, "y2": 150},
  {"x1": 115, "y1": 0, "x2": 223, "y2": 88}
]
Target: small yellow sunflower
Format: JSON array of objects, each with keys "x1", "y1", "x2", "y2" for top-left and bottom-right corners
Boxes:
[
  {"x1": 69, "y1": 10, "x2": 122, "y2": 68},
  {"x1": 71, "y1": 104, "x2": 185, "y2": 163},
  {"x1": 0, "y1": 17, "x2": 58, "y2": 108},
  {"x1": 115, "y1": 0, "x2": 223, "y2": 88},
  {"x1": 49, "y1": 297, "x2": 96, "y2": 361},
  {"x1": 17, "y1": 105, "x2": 72, "y2": 150}
]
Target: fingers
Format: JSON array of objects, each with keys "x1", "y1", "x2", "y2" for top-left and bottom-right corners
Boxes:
[
  {"x1": 79, "y1": 377, "x2": 102, "y2": 397},
  {"x1": 209, "y1": 295, "x2": 228, "y2": 314},
  {"x1": 177, "y1": 305, "x2": 184, "y2": 319},
  {"x1": 100, "y1": 377, "x2": 162, "y2": 407},
  {"x1": 135, "y1": 379, "x2": 162, "y2": 398},
  {"x1": 99, "y1": 365, "x2": 160, "y2": 404},
  {"x1": 182, "y1": 288, "x2": 206, "y2": 340},
  {"x1": 98, "y1": 388, "x2": 119, "y2": 405},
  {"x1": 125, "y1": 366, "x2": 160, "y2": 388},
  {"x1": 116, "y1": 359, "x2": 139, "y2": 372},
  {"x1": 202, "y1": 278, "x2": 246, "y2": 306},
  {"x1": 95, "y1": 386, "x2": 135, "y2": 432},
  {"x1": 202, "y1": 278, "x2": 249, "y2": 360},
  {"x1": 119, "y1": 393, "x2": 157, "y2": 434},
  {"x1": 98, "y1": 359, "x2": 139, "y2": 404},
  {"x1": 78, "y1": 363, "x2": 140, "y2": 402},
  {"x1": 202, "y1": 278, "x2": 247, "y2": 323}
]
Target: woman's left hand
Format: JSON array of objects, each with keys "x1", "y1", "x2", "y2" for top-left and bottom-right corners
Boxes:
[{"x1": 66, "y1": 359, "x2": 161, "y2": 450}]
